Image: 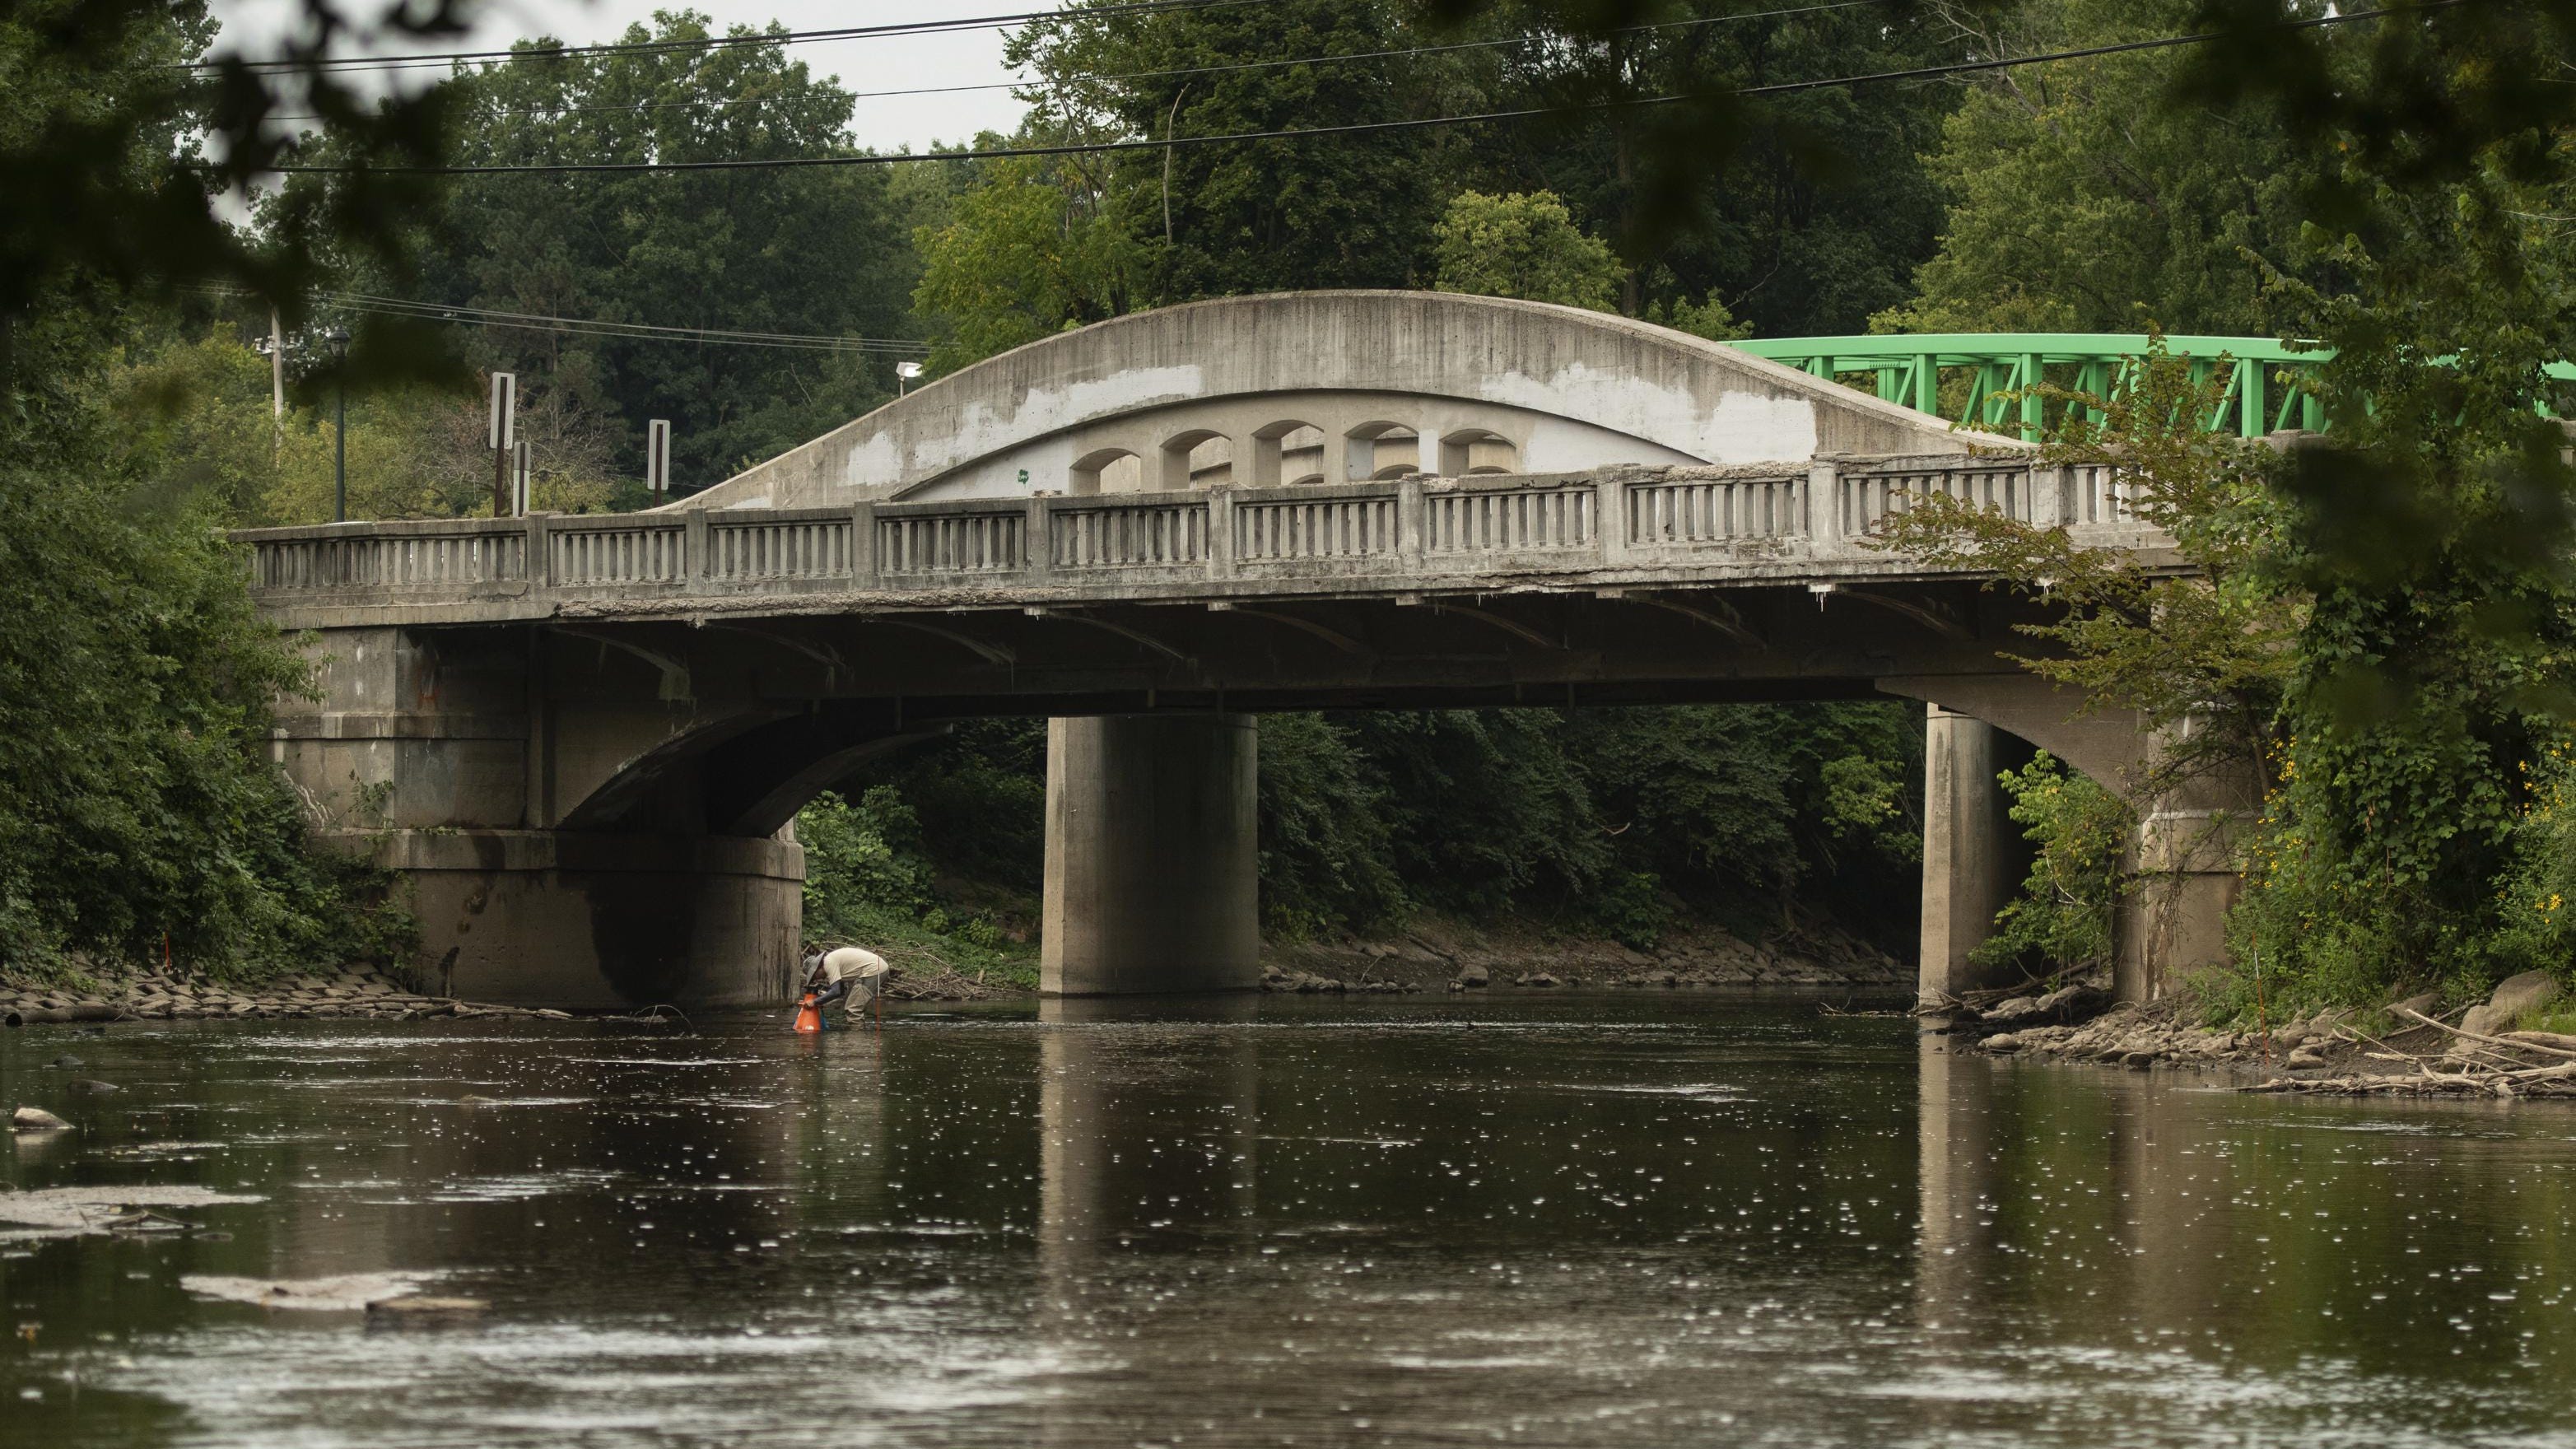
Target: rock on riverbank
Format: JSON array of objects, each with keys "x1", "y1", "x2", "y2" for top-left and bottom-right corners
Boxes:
[{"x1": 0, "y1": 967, "x2": 572, "y2": 1025}]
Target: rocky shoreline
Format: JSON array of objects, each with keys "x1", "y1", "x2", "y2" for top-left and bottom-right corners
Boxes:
[
  {"x1": 1954, "y1": 970, "x2": 2576, "y2": 1097},
  {"x1": 0, "y1": 966, "x2": 573, "y2": 1026},
  {"x1": 1260, "y1": 916, "x2": 1912, "y2": 995}
]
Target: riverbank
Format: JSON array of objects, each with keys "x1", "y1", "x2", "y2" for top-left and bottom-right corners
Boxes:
[
  {"x1": 0, "y1": 966, "x2": 575, "y2": 1025},
  {"x1": 1958, "y1": 969, "x2": 2576, "y2": 1097},
  {"x1": 1260, "y1": 914, "x2": 1909, "y2": 995},
  {"x1": 0, "y1": 913, "x2": 1908, "y2": 1020}
]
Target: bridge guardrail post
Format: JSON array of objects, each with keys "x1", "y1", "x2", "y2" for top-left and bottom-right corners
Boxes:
[
  {"x1": 523, "y1": 511, "x2": 552, "y2": 592},
  {"x1": 1025, "y1": 496, "x2": 1054, "y2": 581},
  {"x1": 1397, "y1": 475, "x2": 1425, "y2": 566},
  {"x1": 852, "y1": 501, "x2": 878, "y2": 588},
  {"x1": 1595, "y1": 475, "x2": 1629, "y2": 568},
  {"x1": 1805, "y1": 461, "x2": 1838, "y2": 552},
  {"x1": 2031, "y1": 464, "x2": 2067, "y2": 528},
  {"x1": 683, "y1": 507, "x2": 710, "y2": 586},
  {"x1": 1206, "y1": 487, "x2": 1236, "y2": 580}
]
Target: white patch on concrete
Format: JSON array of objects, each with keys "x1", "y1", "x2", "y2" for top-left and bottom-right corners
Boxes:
[
  {"x1": 1479, "y1": 362, "x2": 1818, "y2": 464},
  {"x1": 1706, "y1": 391, "x2": 1820, "y2": 462},
  {"x1": 1517, "y1": 416, "x2": 1704, "y2": 473},
  {"x1": 833, "y1": 429, "x2": 906, "y2": 491}
]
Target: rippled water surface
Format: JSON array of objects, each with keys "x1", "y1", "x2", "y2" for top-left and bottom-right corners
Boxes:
[{"x1": 8, "y1": 994, "x2": 2576, "y2": 1447}]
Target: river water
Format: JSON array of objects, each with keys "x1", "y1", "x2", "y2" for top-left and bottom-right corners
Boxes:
[{"x1": 6, "y1": 994, "x2": 2576, "y2": 1447}]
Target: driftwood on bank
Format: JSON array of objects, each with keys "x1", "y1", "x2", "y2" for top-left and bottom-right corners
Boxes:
[{"x1": 2243, "y1": 1009, "x2": 2576, "y2": 1097}]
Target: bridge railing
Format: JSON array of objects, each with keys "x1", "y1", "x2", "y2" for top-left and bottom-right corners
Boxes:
[{"x1": 236, "y1": 459, "x2": 2164, "y2": 613}]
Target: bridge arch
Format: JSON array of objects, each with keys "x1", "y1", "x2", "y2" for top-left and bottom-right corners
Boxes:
[{"x1": 687, "y1": 291, "x2": 1995, "y2": 510}]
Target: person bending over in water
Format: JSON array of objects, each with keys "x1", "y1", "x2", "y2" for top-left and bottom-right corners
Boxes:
[{"x1": 802, "y1": 945, "x2": 891, "y2": 1026}]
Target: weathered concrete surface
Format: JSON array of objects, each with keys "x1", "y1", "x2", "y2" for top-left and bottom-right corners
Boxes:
[
  {"x1": 359, "y1": 829, "x2": 802, "y2": 1011},
  {"x1": 1917, "y1": 707, "x2": 2036, "y2": 1005},
  {"x1": 1041, "y1": 714, "x2": 1260, "y2": 995},
  {"x1": 691, "y1": 292, "x2": 2008, "y2": 508}
]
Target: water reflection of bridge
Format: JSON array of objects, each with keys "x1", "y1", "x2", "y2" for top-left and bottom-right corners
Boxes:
[{"x1": 242, "y1": 292, "x2": 2250, "y2": 1009}]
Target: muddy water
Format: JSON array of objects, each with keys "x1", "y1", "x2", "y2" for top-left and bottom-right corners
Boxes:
[{"x1": 6, "y1": 995, "x2": 2576, "y2": 1447}]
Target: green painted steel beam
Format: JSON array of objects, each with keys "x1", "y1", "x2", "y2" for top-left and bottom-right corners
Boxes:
[{"x1": 1726, "y1": 332, "x2": 2576, "y2": 440}]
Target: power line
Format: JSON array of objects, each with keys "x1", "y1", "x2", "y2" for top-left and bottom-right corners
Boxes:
[
  {"x1": 201, "y1": 285, "x2": 932, "y2": 354},
  {"x1": 334, "y1": 296, "x2": 931, "y2": 353},
  {"x1": 187, "y1": 0, "x2": 1269, "y2": 77},
  {"x1": 263, "y1": 4, "x2": 2445, "y2": 179},
  {"x1": 261, "y1": 0, "x2": 1887, "y2": 122}
]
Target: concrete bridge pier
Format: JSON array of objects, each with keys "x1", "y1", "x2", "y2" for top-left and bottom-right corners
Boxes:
[
  {"x1": 1041, "y1": 713, "x2": 1261, "y2": 996},
  {"x1": 1917, "y1": 706, "x2": 2036, "y2": 1006}
]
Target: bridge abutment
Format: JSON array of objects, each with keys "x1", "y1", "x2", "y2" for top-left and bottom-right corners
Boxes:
[
  {"x1": 1041, "y1": 713, "x2": 1261, "y2": 996},
  {"x1": 359, "y1": 828, "x2": 802, "y2": 1009}
]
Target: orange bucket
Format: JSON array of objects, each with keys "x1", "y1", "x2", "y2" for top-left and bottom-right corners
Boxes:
[{"x1": 792, "y1": 992, "x2": 822, "y2": 1033}]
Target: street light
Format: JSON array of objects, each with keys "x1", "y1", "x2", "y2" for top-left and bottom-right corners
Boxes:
[
  {"x1": 896, "y1": 360, "x2": 922, "y2": 396},
  {"x1": 326, "y1": 326, "x2": 352, "y2": 522}
]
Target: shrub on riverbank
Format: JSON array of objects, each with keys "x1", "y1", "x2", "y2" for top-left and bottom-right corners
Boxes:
[{"x1": 0, "y1": 323, "x2": 412, "y2": 986}]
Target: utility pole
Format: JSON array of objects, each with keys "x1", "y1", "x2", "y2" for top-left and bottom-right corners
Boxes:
[
  {"x1": 488, "y1": 371, "x2": 517, "y2": 518},
  {"x1": 326, "y1": 326, "x2": 351, "y2": 522},
  {"x1": 268, "y1": 309, "x2": 286, "y2": 420}
]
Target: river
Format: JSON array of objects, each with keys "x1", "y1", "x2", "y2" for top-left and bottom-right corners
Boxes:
[{"x1": 5, "y1": 993, "x2": 2575, "y2": 1447}]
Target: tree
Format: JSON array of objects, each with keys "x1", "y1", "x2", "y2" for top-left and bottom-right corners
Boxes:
[
  {"x1": 0, "y1": 0, "x2": 426, "y2": 980},
  {"x1": 1875, "y1": 0, "x2": 2324, "y2": 335},
  {"x1": 383, "y1": 13, "x2": 919, "y2": 490},
  {"x1": 912, "y1": 147, "x2": 1151, "y2": 375},
  {"x1": 1432, "y1": 190, "x2": 1624, "y2": 310},
  {"x1": 1449, "y1": 0, "x2": 1959, "y2": 331},
  {"x1": 1005, "y1": 0, "x2": 1465, "y2": 300}
]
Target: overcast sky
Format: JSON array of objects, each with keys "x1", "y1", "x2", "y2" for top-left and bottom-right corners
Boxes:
[{"x1": 208, "y1": 0, "x2": 1036, "y2": 151}]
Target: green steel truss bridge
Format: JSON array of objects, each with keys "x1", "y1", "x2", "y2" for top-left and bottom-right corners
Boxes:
[
  {"x1": 1727, "y1": 333, "x2": 2327, "y2": 440},
  {"x1": 1732, "y1": 333, "x2": 2576, "y2": 440}
]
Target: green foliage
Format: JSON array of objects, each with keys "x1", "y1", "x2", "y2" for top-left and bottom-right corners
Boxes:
[
  {"x1": 0, "y1": 0, "x2": 454, "y2": 354},
  {"x1": 1821, "y1": 753, "x2": 1920, "y2": 864},
  {"x1": 1255, "y1": 712, "x2": 1408, "y2": 938},
  {"x1": 1642, "y1": 295, "x2": 1755, "y2": 342},
  {"x1": 797, "y1": 785, "x2": 1033, "y2": 988},
  {"x1": 1974, "y1": 753, "x2": 2131, "y2": 979},
  {"x1": 797, "y1": 786, "x2": 934, "y2": 927},
  {"x1": 1432, "y1": 190, "x2": 1624, "y2": 311},
  {"x1": 0, "y1": 321, "x2": 412, "y2": 981},
  {"x1": 912, "y1": 150, "x2": 1151, "y2": 375},
  {"x1": 1013, "y1": 0, "x2": 1459, "y2": 301},
  {"x1": 1876, "y1": 0, "x2": 2322, "y2": 334},
  {"x1": 345, "y1": 12, "x2": 918, "y2": 490},
  {"x1": 1453, "y1": 0, "x2": 1960, "y2": 331},
  {"x1": 104, "y1": 331, "x2": 621, "y2": 525}
]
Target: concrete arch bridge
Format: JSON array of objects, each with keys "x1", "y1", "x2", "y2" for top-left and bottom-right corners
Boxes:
[{"x1": 241, "y1": 291, "x2": 2249, "y2": 1011}]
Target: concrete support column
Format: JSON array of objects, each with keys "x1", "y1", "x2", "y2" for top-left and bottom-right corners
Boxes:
[
  {"x1": 1918, "y1": 705, "x2": 2033, "y2": 1005},
  {"x1": 1041, "y1": 713, "x2": 1260, "y2": 995},
  {"x1": 2115, "y1": 720, "x2": 2256, "y2": 1001}
]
